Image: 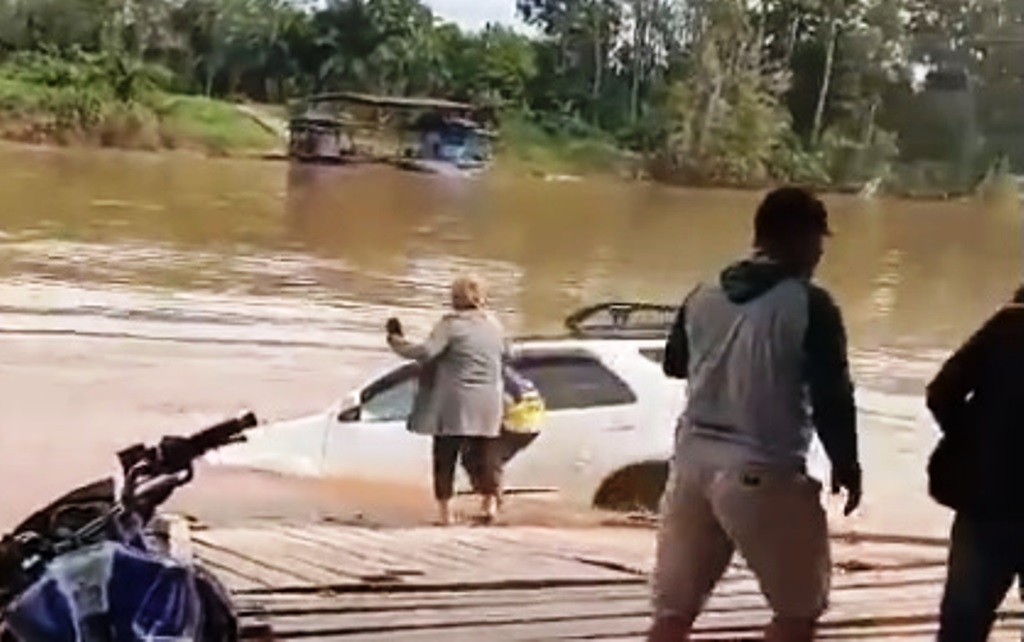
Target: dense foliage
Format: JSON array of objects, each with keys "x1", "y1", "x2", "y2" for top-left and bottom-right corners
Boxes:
[{"x1": 0, "y1": 0, "x2": 1020, "y2": 186}]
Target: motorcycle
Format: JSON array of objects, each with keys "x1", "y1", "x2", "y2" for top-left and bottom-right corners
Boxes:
[{"x1": 0, "y1": 412, "x2": 261, "y2": 642}]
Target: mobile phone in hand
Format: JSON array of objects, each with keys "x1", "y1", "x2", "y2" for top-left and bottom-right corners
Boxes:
[{"x1": 386, "y1": 317, "x2": 403, "y2": 336}]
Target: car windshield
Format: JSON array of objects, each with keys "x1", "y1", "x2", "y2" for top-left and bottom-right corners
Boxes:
[
  {"x1": 359, "y1": 364, "x2": 418, "y2": 422},
  {"x1": 362, "y1": 380, "x2": 416, "y2": 422}
]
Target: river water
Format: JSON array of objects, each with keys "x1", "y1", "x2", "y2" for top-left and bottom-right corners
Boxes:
[{"x1": 0, "y1": 143, "x2": 1020, "y2": 535}]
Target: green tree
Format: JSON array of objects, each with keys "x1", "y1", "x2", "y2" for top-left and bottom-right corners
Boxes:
[
  {"x1": 448, "y1": 25, "x2": 537, "y2": 104},
  {"x1": 517, "y1": 0, "x2": 623, "y2": 123},
  {"x1": 0, "y1": 0, "x2": 1019, "y2": 187}
]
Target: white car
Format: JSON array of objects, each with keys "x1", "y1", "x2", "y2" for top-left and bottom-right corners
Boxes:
[{"x1": 215, "y1": 303, "x2": 830, "y2": 511}]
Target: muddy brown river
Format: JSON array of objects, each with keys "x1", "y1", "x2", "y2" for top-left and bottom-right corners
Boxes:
[{"x1": 0, "y1": 143, "x2": 1020, "y2": 536}]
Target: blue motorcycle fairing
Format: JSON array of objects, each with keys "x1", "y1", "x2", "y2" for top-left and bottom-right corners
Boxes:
[{"x1": 4, "y1": 541, "x2": 201, "y2": 642}]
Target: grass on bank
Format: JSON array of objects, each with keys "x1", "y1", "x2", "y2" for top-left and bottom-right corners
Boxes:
[
  {"x1": 158, "y1": 96, "x2": 280, "y2": 155},
  {"x1": 0, "y1": 50, "x2": 636, "y2": 172},
  {"x1": 0, "y1": 64, "x2": 280, "y2": 155},
  {"x1": 495, "y1": 111, "x2": 635, "y2": 177}
]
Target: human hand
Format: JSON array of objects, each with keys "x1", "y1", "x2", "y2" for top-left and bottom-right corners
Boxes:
[
  {"x1": 831, "y1": 463, "x2": 862, "y2": 516},
  {"x1": 386, "y1": 317, "x2": 403, "y2": 337}
]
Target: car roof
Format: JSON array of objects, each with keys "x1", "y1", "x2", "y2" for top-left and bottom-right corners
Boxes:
[
  {"x1": 358, "y1": 301, "x2": 675, "y2": 389},
  {"x1": 513, "y1": 336, "x2": 664, "y2": 355}
]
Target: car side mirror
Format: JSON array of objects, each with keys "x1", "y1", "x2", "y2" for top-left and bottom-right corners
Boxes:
[
  {"x1": 335, "y1": 391, "x2": 362, "y2": 423},
  {"x1": 337, "y1": 406, "x2": 360, "y2": 422}
]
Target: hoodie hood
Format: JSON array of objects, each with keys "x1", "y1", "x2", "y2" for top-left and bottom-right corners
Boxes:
[{"x1": 719, "y1": 255, "x2": 793, "y2": 304}]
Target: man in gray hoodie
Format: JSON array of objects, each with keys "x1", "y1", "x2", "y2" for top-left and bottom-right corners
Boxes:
[{"x1": 648, "y1": 187, "x2": 861, "y2": 642}]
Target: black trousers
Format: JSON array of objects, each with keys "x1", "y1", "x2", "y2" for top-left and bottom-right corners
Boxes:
[
  {"x1": 496, "y1": 431, "x2": 539, "y2": 466},
  {"x1": 432, "y1": 436, "x2": 500, "y2": 501},
  {"x1": 462, "y1": 431, "x2": 540, "y2": 495},
  {"x1": 938, "y1": 512, "x2": 1024, "y2": 641}
]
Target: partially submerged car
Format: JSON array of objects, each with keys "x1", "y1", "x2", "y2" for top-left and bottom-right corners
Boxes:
[{"x1": 212, "y1": 303, "x2": 830, "y2": 511}]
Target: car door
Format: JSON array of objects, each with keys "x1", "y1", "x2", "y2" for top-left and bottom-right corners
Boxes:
[
  {"x1": 502, "y1": 349, "x2": 640, "y2": 496},
  {"x1": 320, "y1": 363, "x2": 431, "y2": 485}
]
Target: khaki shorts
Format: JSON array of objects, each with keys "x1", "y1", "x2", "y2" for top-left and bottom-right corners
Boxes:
[{"x1": 651, "y1": 460, "x2": 831, "y2": 622}]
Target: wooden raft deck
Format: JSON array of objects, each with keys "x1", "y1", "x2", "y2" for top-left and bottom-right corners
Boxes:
[{"x1": 189, "y1": 524, "x2": 1023, "y2": 640}]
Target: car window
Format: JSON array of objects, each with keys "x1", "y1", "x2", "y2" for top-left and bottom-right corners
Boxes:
[
  {"x1": 640, "y1": 347, "x2": 664, "y2": 365},
  {"x1": 513, "y1": 352, "x2": 637, "y2": 410},
  {"x1": 360, "y1": 365, "x2": 418, "y2": 423}
]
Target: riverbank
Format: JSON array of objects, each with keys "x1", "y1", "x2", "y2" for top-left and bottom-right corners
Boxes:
[
  {"x1": 494, "y1": 112, "x2": 638, "y2": 178},
  {"x1": 0, "y1": 60, "x2": 632, "y2": 176},
  {"x1": 0, "y1": 65, "x2": 281, "y2": 156},
  {"x1": 0, "y1": 74, "x2": 1016, "y2": 199}
]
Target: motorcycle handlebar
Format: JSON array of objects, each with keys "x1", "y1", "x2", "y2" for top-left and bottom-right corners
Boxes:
[
  {"x1": 0, "y1": 412, "x2": 260, "y2": 592},
  {"x1": 117, "y1": 411, "x2": 259, "y2": 476},
  {"x1": 179, "y1": 411, "x2": 258, "y2": 459}
]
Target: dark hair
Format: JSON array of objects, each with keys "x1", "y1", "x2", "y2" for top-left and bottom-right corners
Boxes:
[
  {"x1": 1014, "y1": 285, "x2": 1024, "y2": 304},
  {"x1": 753, "y1": 186, "x2": 831, "y2": 246}
]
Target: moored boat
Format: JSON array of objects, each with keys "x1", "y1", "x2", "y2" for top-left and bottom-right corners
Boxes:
[
  {"x1": 393, "y1": 112, "x2": 495, "y2": 178},
  {"x1": 289, "y1": 92, "x2": 496, "y2": 177},
  {"x1": 287, "y1": 114, "x2": 357, "y2": 165}
]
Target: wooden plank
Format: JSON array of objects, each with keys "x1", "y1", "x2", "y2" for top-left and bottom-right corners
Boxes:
[
  {"x1": 571, "y1": 526, "x2": 946, "y2": 568},
  {"x1": 234, "y1": 565, "x2": 1021, "y2": 640},
  {"x1": 228, "y1": 552, "x2": 947, "y2": 601},
  {"x1": 193, "y1": 523, "x2": 1018, "y2": 640},
  {"x1": 202, "y1": 527, "x2": 366, "y2": 585},
  {"x1": 399, "y1": 527, "x2": 651, "y2": 582},
  {"x1": 296, "y1": 526, "x2": 441, "y2": 570},
  {"x1": 229, "y1": 587, "x2": 676, "y2": 621},
  {"x1": 817, "y1": 622, "x2": 1024, "y2": 641},
  {"x1": 201, "y1": 525, "x2": 952, "y2": 595},
  {"x1": 273, "y1": 623, "x2": 1024, "y2": 642},
  {"x1": 213, "y1": 525, "x2": 641, "y2": 589},
  {"x1": 342, "y1": 528, "x2": 547, "y2": 577},
  {"x1": 194, "y1": 542, "x2": 298, "y2": 591},
  {"x1": 200, "y1": 527, "x2": 424, "y2": 586},
  {"x1": 525, "y1": 526, "x2": 947, "y2": 574},
  {"x1": 234, "y1": 568, "x2": 1018, "y2": 634},
  {"x1": 233, "y1": 563, "x2": 949, "y2": 616},
  {"x1": 237, "y1": 576, "x2": 950, "y2": 632},
  {"x1": 196, "y1": 556, "x2": 267, "y2": 592},
  {"x1": 281, "y1": 526, "x2": 546, "y2": 582},
  {"x1": 194, "y1": 532, "x2": 320, "y2": 590},
  {"x1": 244, "y1": 597, "x2": 1023, "y2": 641},
  {"x1": 275, "y1": 527, "x2": 415, "y2": 580}
]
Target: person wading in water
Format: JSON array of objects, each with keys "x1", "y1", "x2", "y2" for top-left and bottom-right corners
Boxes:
[
  {"x1": 386, "y1": 275, "x2": 505, "y2": 525},
  {"x1": 462, "y1": 362, "x2": 546, "y2": 507}
]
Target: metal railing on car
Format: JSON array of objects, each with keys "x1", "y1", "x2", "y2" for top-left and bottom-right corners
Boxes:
[{"x1": 564, "y1": 302, "x2": 677, "y2": 340}]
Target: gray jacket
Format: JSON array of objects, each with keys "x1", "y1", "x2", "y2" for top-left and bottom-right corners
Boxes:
[
  {"x1": 663, "y1": 255, "x2": 859, "y2": 475},
  {"x1": 389, "y1": 310, "x2": 506, "y2": 438}
]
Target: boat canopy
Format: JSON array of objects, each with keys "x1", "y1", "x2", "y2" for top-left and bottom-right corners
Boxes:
[
  {"x1": 407, "y1": 112, "x2": 497, "y2": 138},
  {"x1": 288, "y1": 115, "x2": 352, "y2": 131},
  {"x1": 304, "y1": 92, "x2": 476, "y2": 112}
]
